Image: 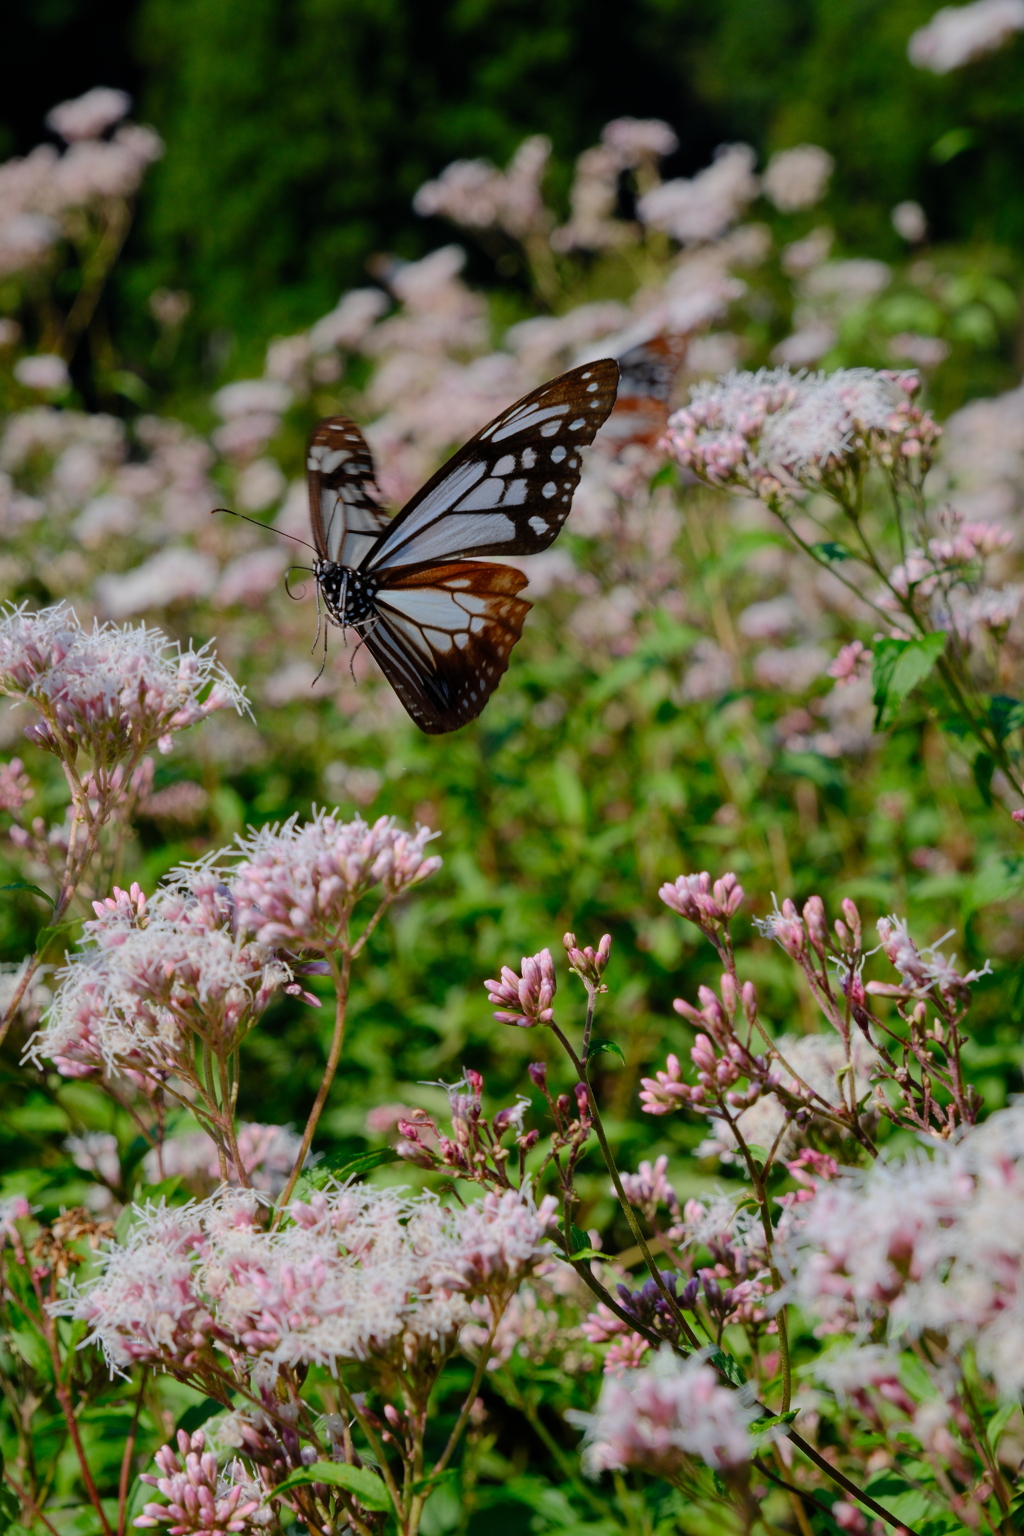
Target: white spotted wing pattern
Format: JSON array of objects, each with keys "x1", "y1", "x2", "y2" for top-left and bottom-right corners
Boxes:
[{"x1": 308, "y1": 359, "x2": 619, "y2": 734}]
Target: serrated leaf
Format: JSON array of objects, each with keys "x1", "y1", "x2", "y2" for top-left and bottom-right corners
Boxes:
[
  {"x1": 872, "y1": 632, "x2": 947, "y2": 729},
  {"x1": 0, "y1": 882, "x2": 54, "y2": 908},
  {"x1": 811, "y1": 540, "x2": 852, "y2": 562},
  {"x1": 590, "y1": 1040, "x2": 625, "y2": 1065},
  {"x1": 308, "y1": 1147, "x2": 400, "y2": 1188},
  {"x1": 273, "y1": 1461, "x2": 391, "y2": 1510}
]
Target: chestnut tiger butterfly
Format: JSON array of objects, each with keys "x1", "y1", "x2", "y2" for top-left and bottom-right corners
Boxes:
[{"x1": 231, "y1": 359, "x2": 619, "y2": 734}]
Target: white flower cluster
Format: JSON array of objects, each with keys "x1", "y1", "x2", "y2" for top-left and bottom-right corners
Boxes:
[
  {"x1": 784, "y1": 1101, "x2": 1024, "y2": 1398},
  {"x1": 59, "y1": 1182, "x2": 557, "y2": 1379}
]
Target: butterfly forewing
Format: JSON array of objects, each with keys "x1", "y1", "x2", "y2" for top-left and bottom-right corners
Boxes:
[
  {"x1": 307, "y1": 416, "x2": 390, "y2": 566},
  {"x1": 362, "y1": 359, "x2": 619, "y2": 571},
  {"x1": 365, "y1": 562, "x2": 531, "y2": 734}
]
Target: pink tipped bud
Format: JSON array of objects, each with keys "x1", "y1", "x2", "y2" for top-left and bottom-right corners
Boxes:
[
  {"x1": 719, "y1": 972, "x2": 737, "y2": 1018},
  {"x1": 741, "y1": 980, "x2": 758, "y2": 1024},
  {"x1": 840, "y1": 898, "x2": 862, "y2": 947},
  {"x1": 803, "y1": 895, "x2": 827, "y2": 953}
]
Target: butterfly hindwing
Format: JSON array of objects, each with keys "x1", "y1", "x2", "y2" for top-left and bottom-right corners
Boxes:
[
  {"x1": 362, "y1": 360, "x2": 619, "y2": 571},
  {"x1": 365, "y1": 562, "x2": 531, "y2": 734},
  {"x1": 307, "y1": 416, "x2": 390, "y2": 566}
]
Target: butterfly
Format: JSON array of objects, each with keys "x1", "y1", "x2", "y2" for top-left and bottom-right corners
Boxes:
[
  {"x1": 589, "y1": 330, "x2": 689, "y2": 455},
  {"x1": 302, "y1": 359, "x2": 619, "y2": 734}
]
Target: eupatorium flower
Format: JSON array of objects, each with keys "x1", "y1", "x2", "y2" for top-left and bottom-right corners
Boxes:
[
  {"x1": 230, "y1": 809, "x2": 442, "y2": 946},
  {"x1": 661, "y1": 367, "x2": 940, "y2": 501},
  {"x1": 60, "y1": 1183, "x2": 555, "y2": 1381},
  {"x1": 783, "y1": 1102, "x2": 1024, "y2": 1398},
  {"x1": 25, "y1": 869, "x2": 294, "y2": 1080},
  {"x1": 0, "y1": 603, "x2": 246, "y2": 765},
  {"x1": 575, "y1": 1347, "x2": 757, "y2": 1476}
]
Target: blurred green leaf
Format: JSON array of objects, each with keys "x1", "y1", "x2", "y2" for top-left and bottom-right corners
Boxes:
[
  {"x1": 872, "y1": 633, "x2": 947, "y2": 729},
  {"x1": 273, "y1": 1461, "x2": 392, "y2": 1510}
]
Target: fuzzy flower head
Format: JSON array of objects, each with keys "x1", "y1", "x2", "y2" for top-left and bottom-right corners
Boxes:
[
  {"x1": 26, "y1": 869, "x2": 295, "y2": 1080},
  {"x1": 484, "y1": 949, "x2": 556, "y2": 1027},
  {"x1": 0, "y1": 604, "x2": 247, "y2": 768},
  {"x1": 135, "y1": 1429, "x2": 262, "y2": 1534},
  {"x1": 62, "y1": 1183, "x2": 557, "y2": 1384},
  {"x1": 230, "y1": 809, "x2": 441, "y2": 948},
  {"x1": 662, "y1": 367, "x2": 940, "y2": 503},
  {"x1": 576, "y1": 1346, "x2": 757, "y2": 1477},
  {"x1": 872, "y1": 915, "x2": 991, "y2": 1003}
]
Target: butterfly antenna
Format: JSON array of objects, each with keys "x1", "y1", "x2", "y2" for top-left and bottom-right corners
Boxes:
[
  {"x1": 211, "y1": 506, "x2": 320, "y2": 556},
  {"x1": 284, "y1": 565, "x2": 313, "y2": 600}
]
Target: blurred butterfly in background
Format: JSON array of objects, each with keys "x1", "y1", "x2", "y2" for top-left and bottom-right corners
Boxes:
[
  {"x1": 301, "y1": 360, "x2": 619, "y2": 733},
  {"x1": 587, "y1": 329, "x2": 689, "y2": 456}
]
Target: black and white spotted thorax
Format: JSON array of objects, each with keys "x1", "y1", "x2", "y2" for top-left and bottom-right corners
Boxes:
[{"x1": 314, "y1": 559, "x2": 379, "y2": 629}]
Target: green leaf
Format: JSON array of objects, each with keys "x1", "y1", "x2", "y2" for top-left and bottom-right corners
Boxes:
[
  {"x1": 648, "y1": 461, "x2": 676, "y2": 491},
  {"x1": 973, "y1": 751, "x2": 995, "y2": 805},
  {"x1": 0, "y1": 1483, "x2": 21, "y2": 1536},
  {"x1": 273, "y1": 1462, "x2": 392, "y2": 1510},
  {"x1": 810, "y1": 540, "x2": 852, "y2": 562},
  {"x1": 175, "y1": 1396, "x2": 232, "y2": 1437},
  {"x1": 0, "y1": 882, "x2": 54, "y2": 908},
  {"x1": 33, "y1": 920, "x2": 75, "y2": 957},
  {"x1": 410, "y1": 1468, "x2": 458, "y2": 1497},
  {"x1": 872, "y1": 632, "x2": 947, "y2": 729},
  {"x1": 589, "y1": 1040, "x2": 625, "y2": 1065},
  {"x1": 707, "y1": 1348, "x2": 747, "y2": 1387},
  {"x1": 989, "y1": 694, "x2": 1024, "y2": 743},
  {"x1": 308, "y1": 1147, "x2": 400, "y2": 1187},
  {"x1": 566, "y1": 1246, "x2": 604, "y2": 1263},
  {"x1": 750, "y1": 1409, "x2": 798, "y2": 1436},
  {"x1": 564, "y1": 1222, "x2": 591, "y2": 1257}
]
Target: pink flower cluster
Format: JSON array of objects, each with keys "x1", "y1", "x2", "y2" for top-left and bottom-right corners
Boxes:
[
  {"x1": 230, "y1": 809, "x2": 442, "y2": 947},
  {"x1": 413, "y1": 135, "x2": 551, "y2": 240},
  {"x1": 135, "y1": 1429, "x2": 262, "y2": 1534},
  {"x1": 59, "y1": 1182, "x2": 556, "y2": 1381},
  {"x1": 0, "y1": 603, "x2": 246, "y2": 765},
  {"x1": 661, "y1": 367, "x2": 941, "y2": 501},
  {"x1": 26, "y1": 870, "x2": 294, "y2": 1080},
  {"x1": 872, "y1": 914, "x2": 991, "y2": 1003},
  {"x1": 485, "y1": 948, "x2": 556, "y2": 1027},
  {"x1": 579, "y1": 1347, "x2": 756, "y2": 1476}
]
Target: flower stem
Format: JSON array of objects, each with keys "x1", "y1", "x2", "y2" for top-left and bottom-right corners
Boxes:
[{"x1": 274, "y1": 944, "x2": 352, "y2": 1221}]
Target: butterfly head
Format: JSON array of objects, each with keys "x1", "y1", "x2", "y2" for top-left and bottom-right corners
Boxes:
[{"x1": 314, "y1": 558, "x2": 379, "y2": 630}]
